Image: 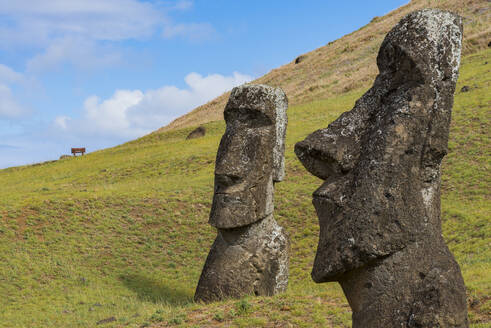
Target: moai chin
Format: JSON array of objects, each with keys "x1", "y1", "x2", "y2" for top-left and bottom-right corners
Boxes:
[
  {"x1": 195, "y1": 84, "x2": 289, "y2": 303},
  {"x1": 294, "y1": 9, "x2": 468, "y2": 327}
]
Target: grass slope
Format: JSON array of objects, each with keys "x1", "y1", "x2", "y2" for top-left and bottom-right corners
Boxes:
[
  {"x1": 158, "y1": 0, "x2": 490, "y2": 133},
  {"x1": 0, "y1": 47, "x2": 490, "y2": 327}
]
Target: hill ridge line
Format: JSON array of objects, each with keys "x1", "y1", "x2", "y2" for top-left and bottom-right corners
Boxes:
[{"x1": 156, "y1": 0, "x2": 490, "y2": 134}]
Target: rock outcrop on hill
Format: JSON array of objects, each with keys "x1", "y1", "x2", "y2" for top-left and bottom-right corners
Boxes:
[
  {"x1": 186, "y1": 126, "x2": 206, "y2": 140},
  {"x1": 195, "y1": 84, "x2": 289, "y2": 303},
  {"x1": 295, "y1": 9, "x2": 468, "y2": 327}
]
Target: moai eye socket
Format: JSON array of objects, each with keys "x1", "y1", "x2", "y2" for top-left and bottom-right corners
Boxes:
[
  {"x1": 214, "y1": 174, "x2": 244, "y2": 193},
  {"x1": 224, "y1": 107, "x2": 273, "y2": 128}
]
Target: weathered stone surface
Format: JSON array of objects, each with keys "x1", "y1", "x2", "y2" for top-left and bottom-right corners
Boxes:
[
  {"x1": 295, "y1": 9, "x2": 468, "y2": 327},
  {"x1": 209, "y1": 84, "x2": 288, "y2": 229},
  {"x1": 295, "y1": 55, "x2": 306, "y2": 64},
  {"x1": 195, "y1": 84, "x2": 289, "y2": 303},
  {"x1": 186, "y1": 126, "x2": 206, "y2": 139},
  {"x1": 194, "y1": 215, "x2": 289, "y2": 303}
]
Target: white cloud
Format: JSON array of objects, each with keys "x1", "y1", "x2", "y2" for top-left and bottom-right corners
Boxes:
[
  {"x1": 0, "y1": 64, "x2": 24, "y2": 84},
  {"x1": 55, "y1": 71, "x2": 252, "y2": 138},
  {"x1": 0, "y1": 84, "x2": 28, "y2": 119},
  {"x1": 0, "y1": 0, "x2": 163, "y2": 71},
  {"x1": 26, "y1": 37, "x2": 122, "y2": 73},
  {"x1": 0, "y1": 0, "x2": 214, "y2": 70},
  {"x1": 171, "y1": 0, "x2": 194, "y2": 11},
  {"x1": 83, "y1": 90, "x2": 144, "y2": 135},
  {"x1": 163, "y1": 22, "x2": 215, "y2": 41},
  {"x1": 54, "y1": 116, "x2": 71, "y2": 130},
  {"x1": 0, "y1": 0, "x2": 163, "y2": 44}
]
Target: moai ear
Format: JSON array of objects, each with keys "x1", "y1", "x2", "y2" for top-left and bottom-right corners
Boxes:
[{"x1": 272, "y1": 88, "x2": 288, "y2": 182}]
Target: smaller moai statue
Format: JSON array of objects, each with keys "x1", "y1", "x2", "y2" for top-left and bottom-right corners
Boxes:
[
  {"x1": 195, "y1": 84, "x2": 289, "y2": 303},
  {"x1": 294, "y1": 9, "x2": 468, "y2": 328}
]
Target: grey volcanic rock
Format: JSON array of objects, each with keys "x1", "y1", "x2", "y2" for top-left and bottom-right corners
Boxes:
[
  {"x1": 295, "y1": 9, "x2": 468, "y2": 327},
  {"x1": 186, "y1": 126, "x2": 206, "y2": 139},
  {"x1": 209, "y1": 84, "x2": 288, "y2": 229},
  {"x1": 295, "y1": 55, "x2": 306, "y2": 64},
  {"x1": 195, "y1": 84, "x2": 289, "y2": 303},
  {"x1": 194, "y1": 215, "x2": 289, "y2": 302}
]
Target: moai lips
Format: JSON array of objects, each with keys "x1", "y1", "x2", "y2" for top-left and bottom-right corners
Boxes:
[
  {"x1": 195, "y1": 84, "x2": 289, "y2": 303},
  {"x1": 295, "y1": 9, "x2": 468, "y2": 327}
]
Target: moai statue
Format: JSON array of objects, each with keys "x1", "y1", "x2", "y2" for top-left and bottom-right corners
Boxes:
[
  {"x1": 195, "y1": 84, "x2": 289, "y2": 303},
  {"x1": 294, "y1": 9, "x2": 468, "y2": 327}
]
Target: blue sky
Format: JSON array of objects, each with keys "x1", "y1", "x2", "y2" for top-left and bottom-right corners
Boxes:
[{"x1": 0, "y1": 0, "x2": 408, "y2": 169}]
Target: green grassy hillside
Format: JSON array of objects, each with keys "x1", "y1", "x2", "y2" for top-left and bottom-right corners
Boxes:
[{"x1": 0, "y1": 48, "x2": 489, "y2": 327}]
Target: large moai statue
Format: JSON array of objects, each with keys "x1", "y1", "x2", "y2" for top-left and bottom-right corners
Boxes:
[
  {"x1": 294, "y1": 9, "x2": 468, "y2": 327},
  {"x1": 195, "y1": 84, "x2": 289, "y2": 303}
]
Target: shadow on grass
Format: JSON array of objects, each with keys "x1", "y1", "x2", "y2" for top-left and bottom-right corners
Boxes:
[{"x1": 120, "y1": 274, "x2": 193, "y2": 306}]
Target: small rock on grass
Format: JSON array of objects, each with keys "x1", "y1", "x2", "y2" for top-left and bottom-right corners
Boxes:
[
  {"x1": 295, "y1": 55, "x2": 306, "y2": 64},
  {"x1": 96, "y1": 317, "x2": 116, "y2": 325},
  {"x1": 186, "y1": 126, "x2": 206, "y2": 140}
]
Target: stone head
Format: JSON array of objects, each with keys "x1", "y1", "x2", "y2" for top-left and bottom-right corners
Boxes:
[
  {"x1": 295, "y1": 9, "x2": 463, "y2": 283},
  {"x1": 209, "y1": 84, "x2": 288, "y2": 229}
]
